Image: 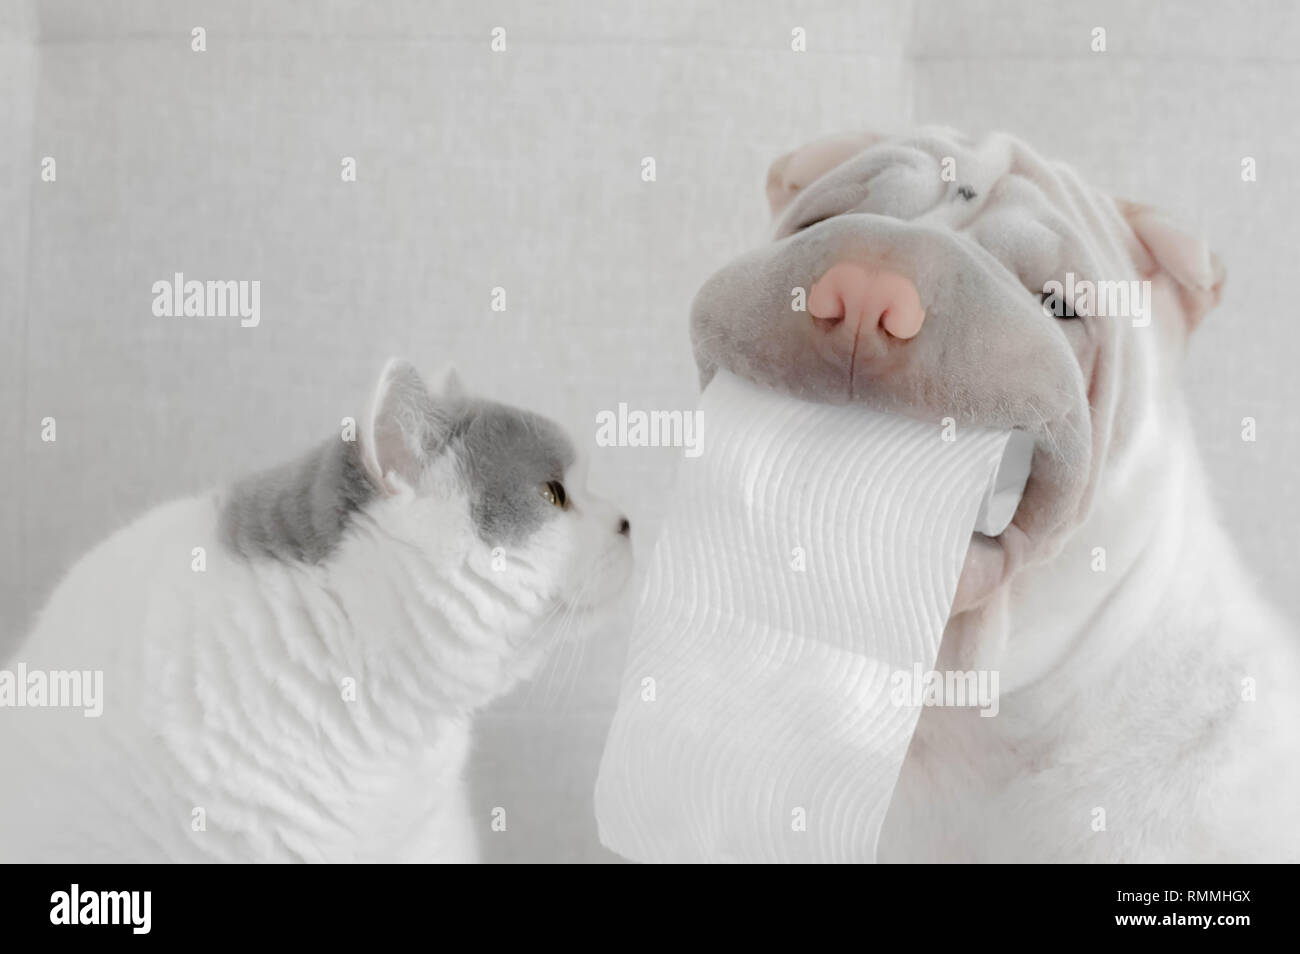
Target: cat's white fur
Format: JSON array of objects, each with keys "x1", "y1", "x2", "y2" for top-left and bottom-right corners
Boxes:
[{"x1": 0, "y1": 362, "x2": 632, "y2": 862}]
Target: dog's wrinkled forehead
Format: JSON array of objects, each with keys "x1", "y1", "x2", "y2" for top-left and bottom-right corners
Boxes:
[
  {"x1": 772, "y1": 130, "x2": 1003, "y2": 234},
  {"x1": 786, "y1": 130, "x2": 1103, "y2": 236},
  {"x1": 772, "y1": 128, "x2": 1136, "y2": 295}
]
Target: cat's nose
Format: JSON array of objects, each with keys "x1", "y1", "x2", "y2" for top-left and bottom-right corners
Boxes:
[{"x1": 617, "y1": 517, "x2": 631, "y2": 537}]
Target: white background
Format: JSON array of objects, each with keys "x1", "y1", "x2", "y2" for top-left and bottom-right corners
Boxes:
[{"x1": 2, "y1": 0, "x2": 1297, "y2": 862}]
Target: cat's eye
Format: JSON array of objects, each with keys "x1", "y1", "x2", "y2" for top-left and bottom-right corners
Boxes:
[{"x1": 540, "y1": 480, "x2": 569, "y2": 510}]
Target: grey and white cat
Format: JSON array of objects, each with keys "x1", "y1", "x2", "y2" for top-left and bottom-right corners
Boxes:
[{"x1": 0, "y1": 359, "x2": 633, "y2": 862}]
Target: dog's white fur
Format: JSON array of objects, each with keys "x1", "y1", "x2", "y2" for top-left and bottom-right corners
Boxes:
[
  {"x1": 882, "y1": 346, "x2": 1300, "y2": 861},
  {"x1": 762, "y1": 131, "x2": 1300, "y2": 861}
]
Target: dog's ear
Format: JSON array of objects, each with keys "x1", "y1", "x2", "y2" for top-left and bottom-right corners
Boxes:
[
  {"x1": 1115, "y1": 198, "x2": 1225, "y2": 332},
  {"x1": 766, "y1": 132, "x2": 885, "y2": 218}
]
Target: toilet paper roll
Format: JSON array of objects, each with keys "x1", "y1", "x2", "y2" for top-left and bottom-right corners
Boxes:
[
  {"x1": 974, "y1": 428, "x2": 1035, "y2": 536},
  {"x1": 594, "y1": 369, "x2": 1032, "y2": 864}
]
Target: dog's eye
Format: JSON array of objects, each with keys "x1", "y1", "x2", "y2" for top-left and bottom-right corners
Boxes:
[
  {"x1": 540, "y1": 480, "x2": 568, "y2": 509},
  {"x1": 1039, "y1": 290, "x2": 1081, "y2": 319},
  {"x1": 793, "y1": 213, "x2": 832, "y2": 233}
]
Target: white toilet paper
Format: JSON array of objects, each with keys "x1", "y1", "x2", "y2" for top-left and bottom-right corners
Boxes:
[{"x1": 594, "y1": 369, "x2": 1032, "y2": 864}]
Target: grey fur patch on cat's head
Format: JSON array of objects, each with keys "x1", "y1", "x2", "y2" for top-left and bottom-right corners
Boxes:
[
  {"x1": 451, "y1": 398, "x2": 576, "y2": 547},
  {"x1": 363, "y1": 358, "x2": 578, "y2": 546},
  {"x1": 220, "y1": 360, "x2": 577, "y2": 564}
]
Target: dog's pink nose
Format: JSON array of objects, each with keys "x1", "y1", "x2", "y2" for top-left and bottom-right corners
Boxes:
[{"x1": 808, "y1": 264, "x2": 926, "y2": 344}]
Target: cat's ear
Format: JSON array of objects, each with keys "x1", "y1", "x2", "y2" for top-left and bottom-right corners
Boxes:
[
  {"x1": 360, "y1": 358, "x2": 445, "y2": 495},
  {"x1": 431, "y1": 364, "x2": 465, "y2": 400}
]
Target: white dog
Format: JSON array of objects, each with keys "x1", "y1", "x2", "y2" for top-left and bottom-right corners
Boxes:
[{"x1": 690, "y1": 128, "x2": 1300, "y2": 862}]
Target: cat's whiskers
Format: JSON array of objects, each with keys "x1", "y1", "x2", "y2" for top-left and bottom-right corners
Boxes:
[
  {"x1": 552, "y1": 573, "x2": 606, "y2": 706},
  {"x1": 533, "y1": 568, "x2": 610, "y2": 707},
  {"x1": 518, "y1": 585, "x2": 587, "y2": 706},
  {"x1": 537, "y1": 589, "x2": 586, "y2": 707}
]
